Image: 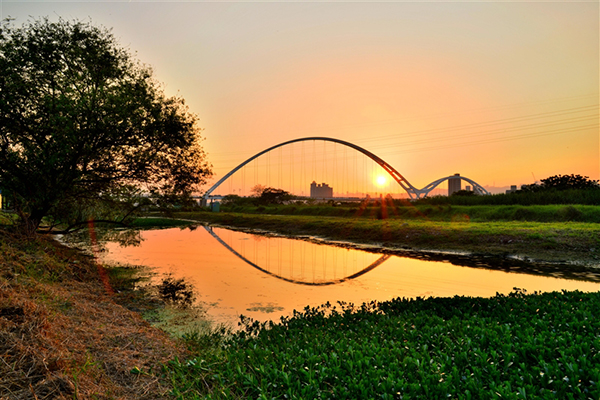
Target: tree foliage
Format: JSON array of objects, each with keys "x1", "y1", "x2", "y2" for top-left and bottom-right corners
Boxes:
[
  {"x1": 0, "y1": 18, "x2": 211, "y2": 233},
  {"x1": 521, "y1": 174, "x2": 599, "y2": 192},
  {"x1": 255, "y1": 187, "x2": 292, "y2": 205},
  {"x1": 244, "y1": 185, "x2": 292, "y2": 205},
  {"x1": 250, "y1": 184, "x2": 266, "y2": 198},
  {"x1": 450, "y1": 189, "x2": 476, "y2": 197}
]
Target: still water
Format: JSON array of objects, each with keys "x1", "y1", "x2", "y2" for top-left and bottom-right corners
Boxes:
[{"x1": 98, "y1": 225, "x2": 600, "y2": 327}]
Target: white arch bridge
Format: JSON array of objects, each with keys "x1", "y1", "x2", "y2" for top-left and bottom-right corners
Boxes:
[{"x1": 203, "y1": 137, "x2": 489, "y2": 202}]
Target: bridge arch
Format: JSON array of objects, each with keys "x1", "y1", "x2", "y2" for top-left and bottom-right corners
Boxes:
[
  {"x1": 204, "y1": 136, "x2": 421, "y2": 200},
  {"x1": 203, "y1": 136, "x2": 489, "y2": 200}
]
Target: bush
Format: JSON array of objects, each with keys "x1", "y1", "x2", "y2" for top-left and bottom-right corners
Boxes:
[
  {"x1": 412, "y1": 189, "x2": 600, "y2": 206},
  {"x1": 513, "y1": 207, "x2": 535, "y2": 221},
  {"x1": 558, "y1": 205, "x2": 583, "y2": 221}
]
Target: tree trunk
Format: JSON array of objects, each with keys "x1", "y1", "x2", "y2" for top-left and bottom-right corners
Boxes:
[{"x1": 17, "y1": 207, "x2": 47, "y2": 237}]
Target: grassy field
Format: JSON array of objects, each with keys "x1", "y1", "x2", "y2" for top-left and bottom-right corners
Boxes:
[
  {"x1": 218, "y1": 203, "x2": 600, "y2": 223},
  {"x1": 174, "y1": 211, "x2": 600, "y2": 264}
]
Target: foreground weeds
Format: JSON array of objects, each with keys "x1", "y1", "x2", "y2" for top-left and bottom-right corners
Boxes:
[
  {"x1": 0, "y1": 229, "x2": 186, "y2": 399},
  {"x1": 167, "y1": 290, "x2": 600, "y2": 399}
]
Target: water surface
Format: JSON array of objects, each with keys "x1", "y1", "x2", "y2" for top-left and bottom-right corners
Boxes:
[{"x1": 98, "y1": 226, "x2": 600, "y2": 327}]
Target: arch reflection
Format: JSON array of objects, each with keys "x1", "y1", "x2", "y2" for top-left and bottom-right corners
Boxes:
[{"x1": 204, "y1": 226, "x2": 390, "y2": 286}]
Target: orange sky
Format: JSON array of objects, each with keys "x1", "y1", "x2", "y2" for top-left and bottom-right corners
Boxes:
[{"x1": 5, "y1": 1, "x2": 599, "y2": 194}]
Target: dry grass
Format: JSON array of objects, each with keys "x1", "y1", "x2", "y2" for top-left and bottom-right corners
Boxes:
[{"x1": 0, "y1": 229, "x2": 186, "y2": 399}]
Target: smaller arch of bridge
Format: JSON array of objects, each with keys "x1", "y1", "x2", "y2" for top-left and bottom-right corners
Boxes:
[{"x1": 417, "y1": 175, "x2": 490, "y2": 197}]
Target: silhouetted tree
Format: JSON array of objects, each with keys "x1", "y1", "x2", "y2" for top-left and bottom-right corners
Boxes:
[
  {"x1": 256, "y1": 187, "x2": 291, "y2": 205},
  {"x1": 521, "y1": 174, "x2": 599, "y2": 192},
  {"x1": 250, "y1": 184, "x2": 266, "y2": 198},
  {"x1": 451, "y1": 190, "x2": 476, "y2": 197},
  {"x1": 221, "y1": 194, "x2": 253, "y2": 206},
  {"x1": 0, "y1": 18, "x2": 211, "y2": 234}
]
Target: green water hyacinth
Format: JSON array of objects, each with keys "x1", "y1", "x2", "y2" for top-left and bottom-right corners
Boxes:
[{"x1": 167, "y1": 290, "x2": 600, "y2": 399}]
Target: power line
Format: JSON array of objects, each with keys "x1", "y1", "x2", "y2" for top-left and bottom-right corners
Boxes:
[
  {"x1": 357, "y1": 104, "x2": 598, "y2": 145},
  {"x1": 362, "y1": 113, "x2": 598, "y2": 151},
  {"x1": 377, "y1": 123, "x2": 597, "y2": 156}
]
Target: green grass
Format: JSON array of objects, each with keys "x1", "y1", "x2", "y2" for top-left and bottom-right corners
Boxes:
[
  {"x1": 165, "y1": 290, "x2": 600, "y2": 399},
  {"x1": 0, "y1": 228, "x2": 95, "y2": 283},
  {"x1": 174, "y1": 211, "x2": 600, "y2": 264},
  {"x1": 218, "y1": 203, "x2": 600, "y2": 223},
  {"x1": 413, "y1": 188, "x2": 600, "y2": 206},
  {"x1": 0, "y1": 211, "x2": 17, "y2": 226},
  {"x1": 131, "y1": 217, "x2": 197, "y2": 228}
]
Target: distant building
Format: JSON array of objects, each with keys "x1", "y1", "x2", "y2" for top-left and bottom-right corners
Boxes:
[
  {"x1": 310, "y1": 181, "x2": 333, "y2": 199},
  {"x1": 506, "y1": 185, "x2": 518, "y2": 194},
  {"x1": 448, "y1": 173, "x2": 462, "y2": 196},
  {"x1": 465, "y1": 185, "x2": 472, "y2": 191}
]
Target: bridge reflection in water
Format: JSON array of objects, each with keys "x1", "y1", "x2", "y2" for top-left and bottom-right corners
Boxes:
[{"x1": 204, "y1": 226, "x2": 391, "y2": 286}]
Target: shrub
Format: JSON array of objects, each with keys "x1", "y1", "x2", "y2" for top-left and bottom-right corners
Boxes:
[
  {"x1": 558, "y1": 205, "x2": 583, "y2": 221},
  {"x1": 513, "y1": 207, "x2": 535, "y2": 221}
]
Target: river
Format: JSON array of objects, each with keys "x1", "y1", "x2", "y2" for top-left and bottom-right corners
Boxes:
[{"x1": 92, "y1": 225, "x2": 600, "y2": 328}]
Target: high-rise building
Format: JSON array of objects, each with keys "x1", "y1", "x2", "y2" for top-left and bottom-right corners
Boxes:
[
  {"x1": 310, "y1": 181, "x2": 333, "y2": 198},
  {"x1": 448, "y1": 173, "x2": 461, "y2": 196}
]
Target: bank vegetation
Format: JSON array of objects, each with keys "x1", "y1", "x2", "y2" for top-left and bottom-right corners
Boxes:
[
  {"x1": 0, "y1": 227, "x2": 187, "y2": 398},
  {"x1": 174, "y1": 209, "x2": 600, "y2": 265}
]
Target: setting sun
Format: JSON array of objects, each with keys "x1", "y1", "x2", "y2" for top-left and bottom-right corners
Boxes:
[{"x1": 375, "y1": 175, "x2": 387, "y2": 187}]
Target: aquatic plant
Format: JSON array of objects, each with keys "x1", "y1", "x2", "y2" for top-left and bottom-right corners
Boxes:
[
  {"x1": 158, "y1": 275, "x2": 196, "y2": 308},
  {"x1": 167, "y1": 290, "x2": 600, "y2": 399}
]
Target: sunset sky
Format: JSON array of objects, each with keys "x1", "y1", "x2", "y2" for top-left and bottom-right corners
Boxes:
[{"x1": 4, "y1": 0, "x2": 598, "y2": 194}]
